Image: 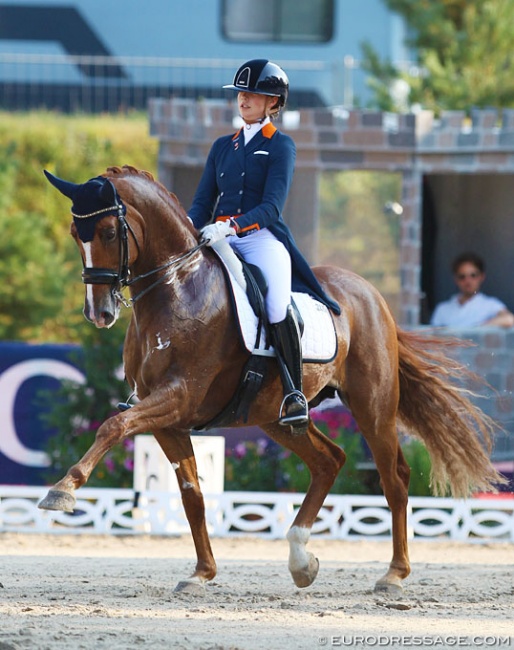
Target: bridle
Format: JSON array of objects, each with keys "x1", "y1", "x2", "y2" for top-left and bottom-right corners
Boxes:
[{"x1": 80, "y1": 197, "x2": 207, "y2": 307}]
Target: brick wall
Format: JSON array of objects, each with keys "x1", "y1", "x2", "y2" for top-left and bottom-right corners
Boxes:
[{"x1": 420, "y1": 326, "x2": 514, "y2": 460}]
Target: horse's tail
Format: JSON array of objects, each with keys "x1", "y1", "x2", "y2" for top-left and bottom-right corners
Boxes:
[{"x1": 396, "y1": 328, "x2": 506, "y2": 498}]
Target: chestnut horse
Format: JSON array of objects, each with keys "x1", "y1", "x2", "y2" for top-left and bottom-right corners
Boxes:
[{"x1": 40, "y1": 165, "x2": 503, "y2": 596}]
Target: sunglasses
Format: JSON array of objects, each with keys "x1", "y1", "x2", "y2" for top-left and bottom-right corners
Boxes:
[{"x1": 456, "y1": 272, "x2": 480, "y2": 280}]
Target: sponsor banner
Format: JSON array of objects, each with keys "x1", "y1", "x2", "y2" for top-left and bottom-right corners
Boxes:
[{"x1": 0, "y1": 342, "x2": 84, "y2": 485}]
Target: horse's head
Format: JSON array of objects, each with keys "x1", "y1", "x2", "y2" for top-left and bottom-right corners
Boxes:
[
  {"x1": 45, "y1": 166, "x2": 202, "y2": 329},
  {"x1": 45, "y1": 169, "x2": 140, "y2": 328}
]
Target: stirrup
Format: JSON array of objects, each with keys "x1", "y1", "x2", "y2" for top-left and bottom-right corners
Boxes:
[{"x1": 278, "y1": 390, "x2": 309, "y2": 427}]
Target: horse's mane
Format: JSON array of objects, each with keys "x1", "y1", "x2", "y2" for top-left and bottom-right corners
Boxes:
[
  {"x1": 103, "y1": 165, "x2": 188, "y2": 218},
  {"x1": 104, "y1": 164, "x2": 157, "y2": 184}
]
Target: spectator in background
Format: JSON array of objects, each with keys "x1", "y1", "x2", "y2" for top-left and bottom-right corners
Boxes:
[{"x1": 430, "y1": 252, "x2": 514, "y2": 328}]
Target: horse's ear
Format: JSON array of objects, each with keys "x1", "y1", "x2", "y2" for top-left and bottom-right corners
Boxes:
[
  {"x1": 43, "y1": 170, "x2": 79, "y2": 200},
  {"x1": 100, "y1": 178, "x2": 117, "y2": 203}
]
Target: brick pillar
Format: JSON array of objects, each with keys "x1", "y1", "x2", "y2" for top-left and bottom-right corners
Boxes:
[
  {"x1": 400, "y1": 168, "x2": 422, "y2": 325},
  {"x1": 284, "y1": 167, "x2": 320, "y2": 265}
]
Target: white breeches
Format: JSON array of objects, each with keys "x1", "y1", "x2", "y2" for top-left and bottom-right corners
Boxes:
[{"x1": 229, "y1": 228, "x2": 291, "y2": 324}]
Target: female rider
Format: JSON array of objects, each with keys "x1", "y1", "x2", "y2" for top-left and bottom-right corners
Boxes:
[{"x1": 188, "y1": 59, "x2": 340, "y2": 430}]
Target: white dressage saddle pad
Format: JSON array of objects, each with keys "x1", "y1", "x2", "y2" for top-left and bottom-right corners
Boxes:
[{"x1": 212, "y1": 241, "x2": 337, "y2": 363}]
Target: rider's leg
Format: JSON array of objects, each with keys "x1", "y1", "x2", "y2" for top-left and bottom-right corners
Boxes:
[
  {"x1": 269, "y1": 305, "x2": 308, "y2": 427},
  {"x1": 230, "y1": 230, "x2": 308, "y2": 428}
]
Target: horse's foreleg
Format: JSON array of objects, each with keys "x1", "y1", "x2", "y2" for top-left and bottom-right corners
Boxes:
[
  {"x1": 261, "y1": 421, "x2": 346, "y2": 588},
  {"x1": 38, "y1": 411, "x2": 133, "y2": 512},
  {"x1": 153, "y1": 429, "x2": 216, "y2": 595},
  {"x1": 39, "y1": 389, "x2": 177, "y2": 513}
]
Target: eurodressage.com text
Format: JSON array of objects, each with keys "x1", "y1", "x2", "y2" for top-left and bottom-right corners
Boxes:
[{"x1": 318, "y1": 636, "x2": 512, "y2": 647}]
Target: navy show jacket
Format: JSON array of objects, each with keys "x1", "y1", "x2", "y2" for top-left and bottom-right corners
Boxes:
[{"x1": 189, "y1": 122, "x2": 340, "y2": 314}]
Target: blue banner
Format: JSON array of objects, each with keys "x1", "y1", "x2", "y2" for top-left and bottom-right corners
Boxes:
[{"x1": 0, "y1": 342, "x2": 84, "y2": 485}]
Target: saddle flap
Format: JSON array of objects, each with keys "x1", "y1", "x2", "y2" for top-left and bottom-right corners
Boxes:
[
  {"x1": 212, "y1": 246, "x2": 338, "y2": 363},
  {"x1": 241, "y1": 261, "x2": 268, "y2": 321}
]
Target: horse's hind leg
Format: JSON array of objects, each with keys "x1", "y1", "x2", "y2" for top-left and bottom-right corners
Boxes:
[
  {"x1": 361, "y1": 427, "x2": 411, "y2": 594},
  {"x1": 261, "y1": 420, "x2": 346, "y2": 588},
  {"x1": 152, "y1": 429, "x2": 216, "y2": 595},
  {"x1": 344, "y1": 358, "x2": 411, "y2": 595}
]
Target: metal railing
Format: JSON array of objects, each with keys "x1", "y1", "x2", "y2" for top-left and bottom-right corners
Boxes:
[{"x1": 0, "y1": 52, "x2": 419, "y2": 112}]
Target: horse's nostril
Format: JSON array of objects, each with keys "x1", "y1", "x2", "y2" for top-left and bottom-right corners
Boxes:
[{"x1": 101, "y1": 311, "x2": 115, "y2": 326}]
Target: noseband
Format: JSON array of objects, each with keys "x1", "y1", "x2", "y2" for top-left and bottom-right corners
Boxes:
[{"x1": 81, "y1": 197, "x2": 206, "y2": 307}]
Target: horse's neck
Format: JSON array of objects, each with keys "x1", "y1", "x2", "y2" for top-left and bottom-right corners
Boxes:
[
  {"x1": 136, "y1": 202, "x2": 196, "y2": 267},
  {"x1": 128, "y1": 200, "x2": 225, "y2": 312}
]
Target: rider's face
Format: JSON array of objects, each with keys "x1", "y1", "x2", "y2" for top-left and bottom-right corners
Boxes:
[{"x1": 238, "y1": 92, "x2": 277, "y2": 124}]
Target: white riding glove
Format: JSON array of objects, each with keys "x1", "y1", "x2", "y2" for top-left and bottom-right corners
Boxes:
[{"x1": 200, "y1": 220, "x2": 237, "y2": 246}]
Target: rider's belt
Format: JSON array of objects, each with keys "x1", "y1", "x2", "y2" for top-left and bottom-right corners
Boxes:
[{"x1": 216, "y1": 215, "x2": 260, "y2": 238}]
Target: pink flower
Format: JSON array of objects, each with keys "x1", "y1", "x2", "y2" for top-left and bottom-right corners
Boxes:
[
  {"x1": 104, "y1": 457, "x2": 115, "y2": 473},
  {"x1": 339, "y1": 411, "x2": 353, "y2": 429},
  {"x1": 256, "y1": 438, "x2": 268, "y2": 457},
  {"x1": 234, "y1": 443, "x2": 247, "y2": 459}
]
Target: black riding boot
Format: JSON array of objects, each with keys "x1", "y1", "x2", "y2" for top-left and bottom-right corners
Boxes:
[{"x1": 270, "y1": 304, "x2": 309, "y2": 430}]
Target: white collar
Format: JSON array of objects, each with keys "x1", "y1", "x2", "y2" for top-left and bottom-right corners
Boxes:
[{"x1": 243, "y1": 117, "x2": 270, "y2": 145}]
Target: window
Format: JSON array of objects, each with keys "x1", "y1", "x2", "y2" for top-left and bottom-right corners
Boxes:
[{"x1": 222, "y1": 0, "x2": 334, "y2": 43}]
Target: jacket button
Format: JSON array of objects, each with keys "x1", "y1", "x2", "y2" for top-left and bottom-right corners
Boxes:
[
  {"x1": 241, "y1": 172, "x2": 245, "y2": 176},
  {"x1": 239, "y1": 190, "x2": 243, "y2": 195}
]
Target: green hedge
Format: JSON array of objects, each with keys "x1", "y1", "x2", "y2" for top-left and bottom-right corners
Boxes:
[{"x1": 0, "y1": 111, "x2": 158, "y2": 342}]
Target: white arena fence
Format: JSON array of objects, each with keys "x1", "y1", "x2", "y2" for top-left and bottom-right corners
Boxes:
[{"x1": 0, "y1": 486, "x2": 513, "y2": 542}]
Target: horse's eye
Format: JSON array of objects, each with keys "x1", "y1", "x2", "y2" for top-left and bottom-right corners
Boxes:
[{"x1": 103, "y1": 228, "x2": 117, "y2": 243}]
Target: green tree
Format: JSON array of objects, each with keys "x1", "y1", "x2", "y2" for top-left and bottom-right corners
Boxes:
[
  {"x1": 318, "y1": 170, "x2": 402, "y2": 317},
  {"x1": 362, "y1": 0, "x2": 514, "y2": 113}
]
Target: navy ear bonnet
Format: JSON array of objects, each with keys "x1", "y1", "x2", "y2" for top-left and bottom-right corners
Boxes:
[{"x1": 44, "y1": 170, "x2": 126, "y2": 242}]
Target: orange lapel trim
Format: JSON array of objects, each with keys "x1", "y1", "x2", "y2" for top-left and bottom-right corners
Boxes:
[{"x1": 262, "y1": 122, "x2": 277, "y2": 139}]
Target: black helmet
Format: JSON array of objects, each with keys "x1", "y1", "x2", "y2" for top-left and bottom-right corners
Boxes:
[{"x1": 223, "y1": 59, "x2": 289, "y2": 108}]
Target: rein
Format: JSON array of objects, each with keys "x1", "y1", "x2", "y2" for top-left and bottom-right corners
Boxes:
[
  {"x1": 81, "y1": 200, "x2": 207, "y2": 307},
  {"x1": 116, "y1": 241, "x2": 207, "y2": 307}
]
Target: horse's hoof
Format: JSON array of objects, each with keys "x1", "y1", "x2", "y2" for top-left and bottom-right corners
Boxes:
[
  {"x1": 374, "y1": 581, "x2": 404, "y2": 597},
  {"x1": 174, "y1": 579, "x2": 206, "y2": 596},
  {"x1": 38, "y1": 489, "x2": 76, "y2": 513},
  {"x1": 290, "y1": 554, "x2": 319, "y2": 588}
]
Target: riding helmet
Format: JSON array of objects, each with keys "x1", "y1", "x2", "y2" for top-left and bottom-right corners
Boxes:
[{"x1": 223, "y1": 59, "x2": 289, "y2": 108}]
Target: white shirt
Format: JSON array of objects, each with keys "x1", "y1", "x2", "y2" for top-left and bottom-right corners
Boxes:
[
  {"x1": 243, "y1": 117, "x2": 270, "y2": 145},
  {"x1": 430, "y1": 292, "x2": 507, "y2": 327}
]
